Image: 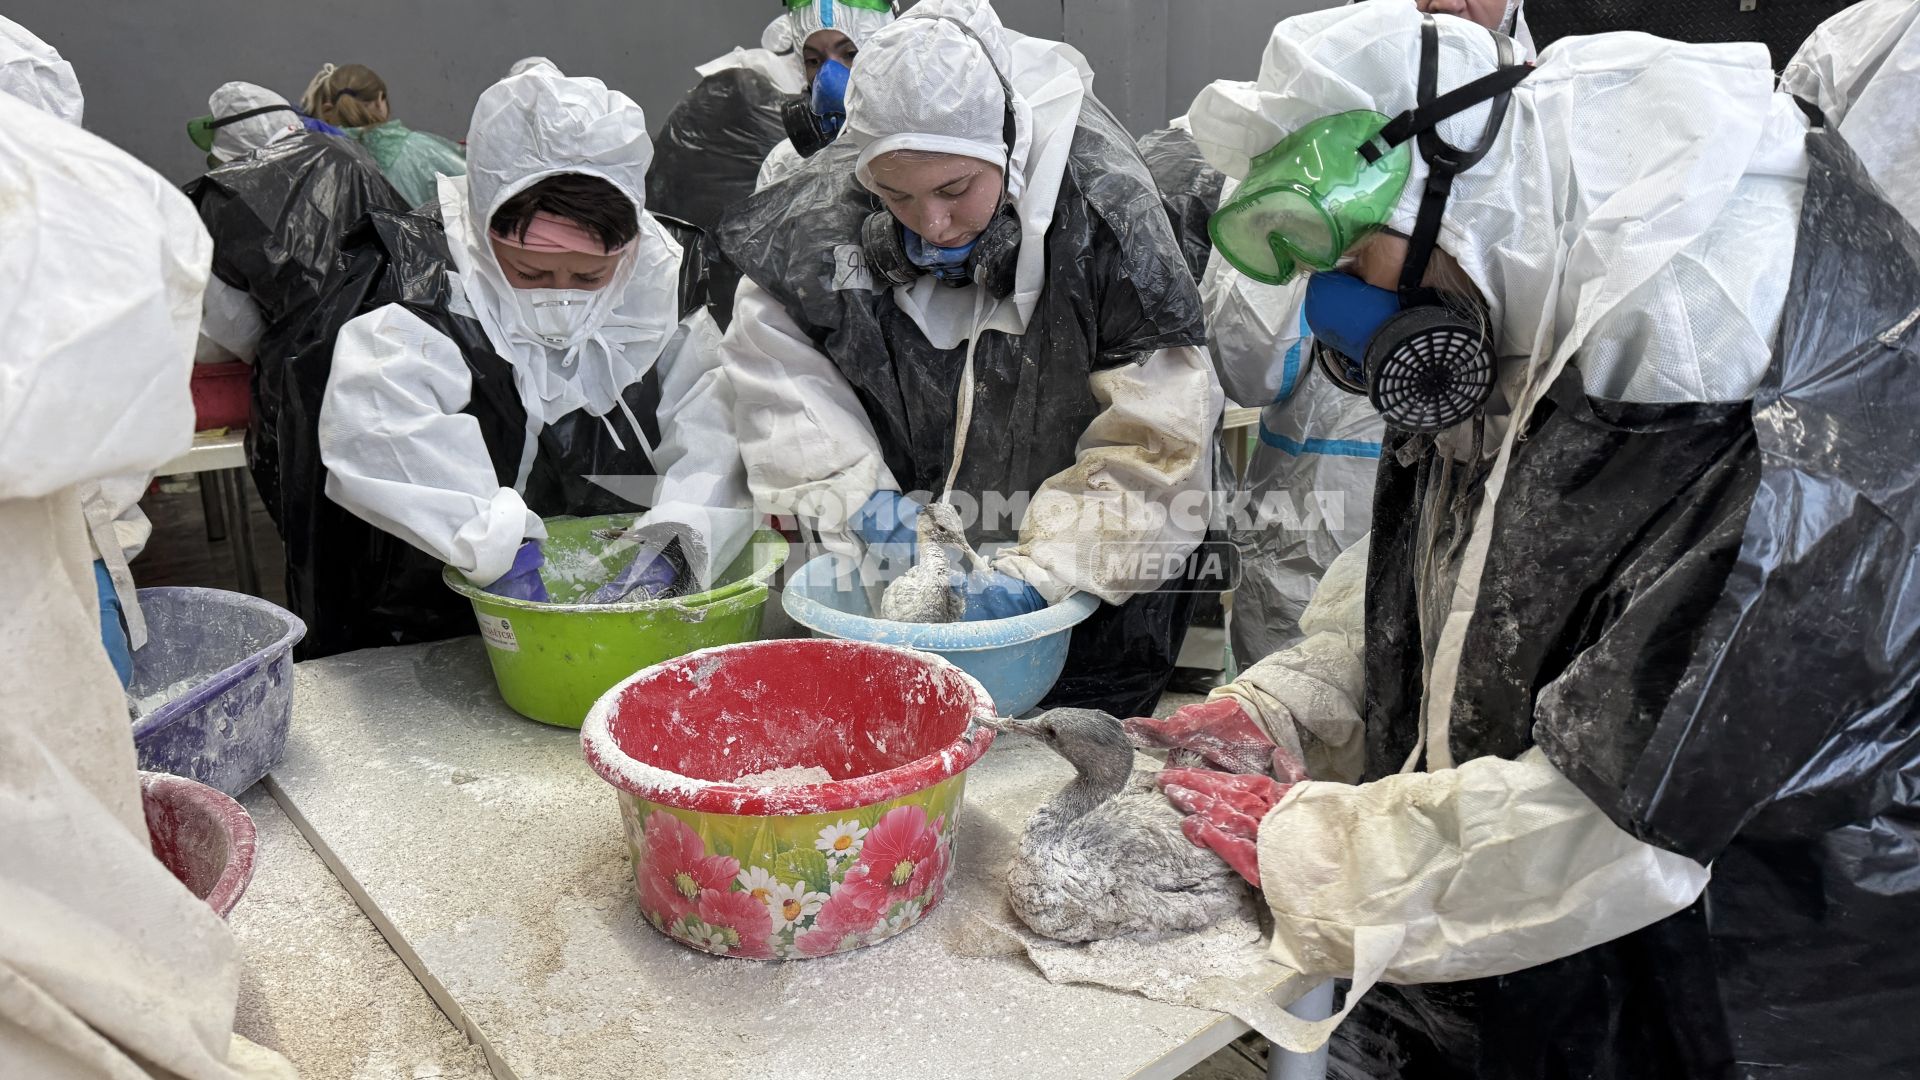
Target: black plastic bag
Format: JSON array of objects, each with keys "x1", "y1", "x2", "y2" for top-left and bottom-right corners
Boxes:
[
  {"x1": 1136, "y1": 124, "x2": 1225, "y2": 283},
  {"x1": 185, "y1": 134, "x2": 403, "y2": 526},
  {"x1": 646, "y1": 68, "x2": 791, "y2": 235}
]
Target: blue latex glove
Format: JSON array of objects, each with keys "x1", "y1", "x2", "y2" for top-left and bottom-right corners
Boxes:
[
  {"x1": 586, "y1": 547, "x2": 681, "y2": 604},
  {"x1": 93, "y1": 560, "x2": 133, "y2": 687},
  {"x1": 485, "y1": 540, "x2": 549, "y2": 603},
  {"x1": 957, "y1": 569, "x2": 1047, "y2": 622},
  {"x1": 850, "y1": 490, "x2": 924, "y2": 568}
]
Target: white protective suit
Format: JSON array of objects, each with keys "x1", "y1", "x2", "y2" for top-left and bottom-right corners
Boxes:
[
  {"x1": 1781, "y1": 0, "x2": 1920, "y2": 227},
  {"x1": 695, "y1": 15, "x2": 808, "y2": 94},
  {"x1": 1206, "y1": 3, "x2": 1537, "y2": 667},
  {"x1": 0, "y1": 19, "x2": 161, "y2": 645},
  {"x1": 0, "y1": 90, "x2": 296, "y2": 1080},
  {"x1": 755, "y1": 1, "x2": 899, "y2": 191},
  {"x1": 725, "y1": 0, "x2": 1222, "y2": 605},
  {"x1": 1184, "y1": 4, "x2": 1810, "y2": 1037},
  {"x1": 508, "y1": 56, "x2": 557, "y2": 77},
  {"x1": 192, "y1": 82, "x2": 306, "y2": 367},
  {"x1": 319, "y1": 66, "x2": 755, "y2": 591},
  {"x1": 0, "y1": 13, "x2": 81, "y2": 124}
]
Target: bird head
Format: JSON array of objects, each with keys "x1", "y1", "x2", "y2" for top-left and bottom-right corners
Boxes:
[{"x1": 1002, "y1": 709, "x2": 1135, "y2": 777}]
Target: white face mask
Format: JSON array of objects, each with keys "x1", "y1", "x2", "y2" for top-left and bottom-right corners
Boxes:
[{"x1": 512, "y1": 287, "x2": 600, "y2": 350}]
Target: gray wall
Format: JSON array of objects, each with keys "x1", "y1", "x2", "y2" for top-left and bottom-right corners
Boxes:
[
  {"x1": 8, "y1": 0, "x2": 1068, "y2": 182},
  {"x1": 9, "y1": 0, "x2": 1323, "y2": 182}
]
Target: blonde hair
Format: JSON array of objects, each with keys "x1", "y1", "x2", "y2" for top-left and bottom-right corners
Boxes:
[{"x1": 303, "y1": 63, "x2": 389, "y2": 129}]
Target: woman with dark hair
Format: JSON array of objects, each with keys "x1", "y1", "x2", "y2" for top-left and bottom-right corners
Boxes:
[{"x1": 302, "y1": 65, "x2": 754, "y2": 656}]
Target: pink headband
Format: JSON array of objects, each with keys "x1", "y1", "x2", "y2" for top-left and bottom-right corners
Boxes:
[{"x1": 491, "y1": 211, "x2": 630, "y2": 255}]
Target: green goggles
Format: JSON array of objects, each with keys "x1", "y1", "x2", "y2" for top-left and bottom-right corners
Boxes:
[
  {"x1": 1208, "y1": 109, "x2": 1412, "y2": 287},
  {"x1": 186, "y1": 104, "x2": 299, "y2": 153}
]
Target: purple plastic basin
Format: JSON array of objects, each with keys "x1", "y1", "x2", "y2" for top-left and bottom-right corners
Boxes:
[{"x1": 129, "y1": 588, "x2": 306, "y2": 796}]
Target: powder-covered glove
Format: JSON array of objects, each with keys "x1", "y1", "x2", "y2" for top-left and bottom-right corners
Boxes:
[
  {"x1": 586, "y1": 546, "x2": 681, "y2": 604},
  {"x1": 1125, "y1": 698, "x2": 1305, "y2": 779},
  {"x1": 850, "y1": 489, "x2": 924, "y2": 570},
  {"x1": 484, "y1": 540, "x2": 549, "y2": 603},
  {"x1": 1156, "y1": 768, "x2": 1295, "y2": 885},
  {"x1": 956, "y1": 568, "x2": 1047, "y2": 622}
]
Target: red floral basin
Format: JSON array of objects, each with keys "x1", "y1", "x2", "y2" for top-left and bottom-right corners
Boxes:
[{"x1": 582, "y1": 640, "x2": 997, "y2": 960}]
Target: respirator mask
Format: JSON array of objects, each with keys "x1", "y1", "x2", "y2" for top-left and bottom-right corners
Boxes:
[{"x1": 1209, "y1": 17, "x2": 1529, "y2": 433}]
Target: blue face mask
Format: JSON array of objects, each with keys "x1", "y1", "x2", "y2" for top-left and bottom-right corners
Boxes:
[
  {"x1": 902, "y1": 227, "x2": 978, "y2": 284},
  {"x1": 1304, "y1": 271, "x2": 1404, "y2": 366},
  {"x1": 809, "y1": 58, "x2": 852, "y2": 139}
]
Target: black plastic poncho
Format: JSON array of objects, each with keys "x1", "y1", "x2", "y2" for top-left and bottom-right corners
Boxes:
[
  {"x1": 275, "y1": 208, "x2": 702, "y2": 659},
  {"x1": 1136, "y1": 124, "x2": 1224, "y2": 283},
  {"x1": 714, "y1": 96, "x2": 1212, "y2": 717},
  {"x1": 646, "y1": 68, "x2": 794, "y2": 330},
  {"x1": 1333, "y1": 128, "x2": 1920, "y2": 1080},
  {"x1": 184, "y1": 133, "x2": 403, "y2": 525}
]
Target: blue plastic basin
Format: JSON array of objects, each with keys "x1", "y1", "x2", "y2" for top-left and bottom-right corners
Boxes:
[
  {"x1": 780, "y1": 554, "x2": 1100, "y2": 717},
  {"x1": 129, "y1": 588, "x2": 307, "y2": 796}
]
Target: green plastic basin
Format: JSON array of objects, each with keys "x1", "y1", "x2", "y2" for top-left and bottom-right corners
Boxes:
[{"x1": 443, "y1": 516, "x2": 789, "y2": 728}]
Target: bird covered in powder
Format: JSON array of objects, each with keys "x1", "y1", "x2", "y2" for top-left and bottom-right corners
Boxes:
[
  {"x1": 879, "y1": 499, "x2": 970, "y2": 623},
  {"x1": 1004, "y1": 708, "x2": 1257, "y2": 941}
]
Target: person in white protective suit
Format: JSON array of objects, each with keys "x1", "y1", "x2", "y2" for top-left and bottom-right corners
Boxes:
[
  {"x1": 716, "y1": 0, "x2": 1225, "y2": 717},
  {"x1": 756, "y1": 0, "x2": 898, "y2": 189},
  {"x1": 189, "y1": 82, "x2": 346, "y2": 367},
  {"x1": 1126, "y1": 4, "x2": 1920, "y2": 1076},
  {"x1": 1781, "y1": 0, "x2": 1920, "y2": 227},
  {"x1": 0, "y1": 88, "x2": 298, "y2": 1080},
  {"x1": 1205, "y1": 0, "x2": 1532, "y2": 668},
  {"x1": 184, "y1": 81, "x2": 404, "y2": 531},
  {"x1": 0, "y1": 17, "x2": 160, "y2": 686},
  {"x1": 311, "y1": 65, "x2": 754, "y2": 656}
]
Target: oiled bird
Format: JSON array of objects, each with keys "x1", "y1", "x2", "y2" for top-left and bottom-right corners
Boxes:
[
  {"x1": 879, "y1": 500, "x2": 970, "y2": 624},
  {"x1": 1004, "y1": 708, "x2": 1255, "y2": 942}
]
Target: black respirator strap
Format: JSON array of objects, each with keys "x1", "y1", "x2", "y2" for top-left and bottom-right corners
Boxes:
[
  {"x1": 1389, "y1": 17, "x2": 1527, "y2": 297},
  {"x1": 208, "y1": 104, "x2": 298, "y2": 130}
]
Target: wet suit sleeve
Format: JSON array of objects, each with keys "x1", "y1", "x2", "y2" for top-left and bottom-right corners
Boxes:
[
  {"x1": 994, "y1": 344, "x2": 1223, "y2": 605},
  {"x1": 319, "y1": 303, "x2": 543, "y2": 587},
  {"x1": 1214, "y1": 534, "x2": 1370, "y2": 784}
]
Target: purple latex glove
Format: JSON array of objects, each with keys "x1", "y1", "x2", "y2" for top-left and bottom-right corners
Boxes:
[
  {"x1": 955, "y1": 568, "x2": 1047, "y2": 622},
  {"x1": 586, "y1": 547, "x2": 681, "y2": 604},
  {"x1": 485, "y1": 540, "x2": 549, "y2": 603}
]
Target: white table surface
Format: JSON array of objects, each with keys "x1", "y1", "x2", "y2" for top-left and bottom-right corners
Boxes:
[
  {"x1": 159, "y1": 430, "x2": 247, "y2": 476},
  {"x1": 270, "y1": 638, "x2": 1283, "y2": 1080}
]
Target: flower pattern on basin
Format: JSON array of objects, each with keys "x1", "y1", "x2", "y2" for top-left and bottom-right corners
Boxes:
[{"x1": 618, "y1": 773, "x2": 968, "y2": 960}]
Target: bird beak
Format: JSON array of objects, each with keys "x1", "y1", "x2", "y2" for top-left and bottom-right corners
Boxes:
[{"x1": 974, "y1": 714, "x2": 1020, "y2": 734}]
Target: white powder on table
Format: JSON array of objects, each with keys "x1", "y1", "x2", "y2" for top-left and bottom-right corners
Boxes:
[{"x1": 729, "y1": 765, "x2": 834, "y2": 788}]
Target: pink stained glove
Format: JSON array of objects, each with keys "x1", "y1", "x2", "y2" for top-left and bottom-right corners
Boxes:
[
  {"x1": 1156, "y1": 767, "x2": 1294, "y2": 886},
  {"x1": 1124, "y1": 698, "x2": 1308, "y2": 781}
]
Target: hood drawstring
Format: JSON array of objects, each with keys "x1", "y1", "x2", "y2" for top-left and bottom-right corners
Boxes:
[{"x1": 597, "y1": 393, "x2": 656, "y2": 461}]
